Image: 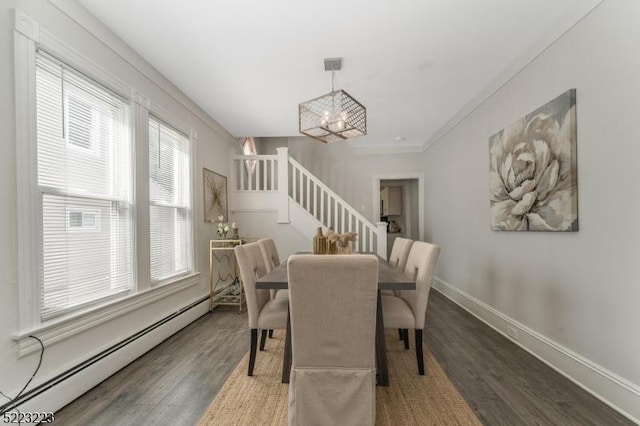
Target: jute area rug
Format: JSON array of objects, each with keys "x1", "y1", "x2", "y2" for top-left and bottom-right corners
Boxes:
[{"x1": 198, "y1": 329, "x2": 481, "y2": 425}]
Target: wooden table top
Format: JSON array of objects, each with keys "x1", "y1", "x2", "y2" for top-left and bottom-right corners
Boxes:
[{"x1": 256, "y1": 254, "x2": 415, "y2": 291}]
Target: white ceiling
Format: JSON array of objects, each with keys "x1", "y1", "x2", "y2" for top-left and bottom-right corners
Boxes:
[{"x1": 78, "y1": 0, "x2": 598, "y2": 151}]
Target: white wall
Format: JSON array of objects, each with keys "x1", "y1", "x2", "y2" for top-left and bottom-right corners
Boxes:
[
  {"x1": 0, "y1": 0, "x2": 235, "y2": 413},
  {"x1": 422, "y1": 0, "x2": 640, "y2": 419}
]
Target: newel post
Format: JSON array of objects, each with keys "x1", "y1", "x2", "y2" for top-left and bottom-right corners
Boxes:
[
  {"x1": 376, "y1": 221, "x2": 388, "y2": 259},
  {"x1": 276, "y1": 147, "x2": 290, "y2": 223}
]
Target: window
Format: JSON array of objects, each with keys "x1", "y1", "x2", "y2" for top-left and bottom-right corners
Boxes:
[
  {"x1": 149, "y1": 117, "x2": 193, "y2": 283},
  {"x1": 67, "y1": 210, "x2": 100, "y2": 231},
  {"x1": 239, "y1": 136, "x2": 257, "y2": 176},
  {"x1": 35, "y1": 51, "x2": 134, "y2": 320},
  {"x1": 15, "y1": 19, "x2": 199, "y2": 343}
]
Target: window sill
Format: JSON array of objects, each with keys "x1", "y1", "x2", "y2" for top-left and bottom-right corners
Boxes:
[{"x1": 13, "y1": 272, "x2": 201, "y2": 357}]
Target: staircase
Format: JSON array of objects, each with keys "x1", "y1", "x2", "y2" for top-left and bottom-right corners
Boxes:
[{"x1": 230, "y1": 147, "x2": 387, "y2": 257}]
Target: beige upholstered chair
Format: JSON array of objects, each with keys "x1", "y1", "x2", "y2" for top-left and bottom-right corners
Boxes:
[
  {"x1": 381, "y1": 241, "x2": 440, "y2": 375},
  {"x1": 383, "y1": 237, "x2": 414, "y2": 297},
  {"x1": 288, "y1": 254, "x2": 378, "y2": 426},
  {"x1": 257, "y1": 238, "x2": 288, "y2": 300},
  {"x1": 388, "y1": 237, "x2": 413, "y2": 271},
  {"x1": 258, "y1": 238, "x2": 280, "y2": 271},
  {"x1": 234, "y1": 242, "x2": 289, "y2": 376}
]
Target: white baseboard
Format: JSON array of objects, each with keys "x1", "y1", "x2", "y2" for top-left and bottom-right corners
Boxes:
[
  {"x1": 432, "y1": 277, "x2": 640, "y2": 425},
  {"x1": 15, "y1": 297, "x2": 209, "y2": 422}
]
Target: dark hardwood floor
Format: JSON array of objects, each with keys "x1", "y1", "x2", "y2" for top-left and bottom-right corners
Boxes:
[
  {"x1": 424, "y1": 291, "x2": 631, "y2": 425},
  {"x1": 54, "y1": 291, "x2": 632, "y2": 425}
]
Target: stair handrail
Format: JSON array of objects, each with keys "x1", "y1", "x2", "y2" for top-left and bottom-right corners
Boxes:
[{"x1": 288, "y1": 156, "x2": 377, "y2": 232}]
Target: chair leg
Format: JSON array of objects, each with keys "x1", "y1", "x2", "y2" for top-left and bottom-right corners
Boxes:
[
  {"x1": 268, "y1": 329, "x2": 274, "y2": 338},
  {"x1": 260, "y1": 329, "x2": 268, "y2": 351},
  {"x1": 403, "y1": 328, "x2": 410, "y2": 349},
  {"x1": 248, "y1": 329, "x2": 258, "y2": 376},
  {"x1": 415, "y1": 329, "x2": 425, "y2": 375},
  {"x1": 398, "y1": 329, "x2": 403, "y2": 340}
]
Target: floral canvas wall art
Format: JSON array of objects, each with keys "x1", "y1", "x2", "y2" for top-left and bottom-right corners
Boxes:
[{"x1": 489, "y1": 89, "x2": 578, "y2": 231}]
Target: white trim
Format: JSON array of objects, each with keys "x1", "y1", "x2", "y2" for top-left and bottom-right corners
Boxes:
[
  {"x1": 146, "y1": 113, "x2": 197, "y2": 285},
  {"x1": 133, "y1": 103, "x2": 151, "y2": 292},
  {"x1": 38, "y1": 29, "x2": 132, "y2": 100},
  {"x1": 13, "y1": 9, "x2": 39, "y2": 42},
  {"x1": 231, "y1": 208, "x2": 278, "y2": 213},
  {"x1": 371, "y1": 172, "x2": 424, "y2": 242},
  {"x1": 13, "y1": 273, "x2": 201, "y2": 357},
  {"x1": 423, "y1": 0, "x2": 604, "y2": 151},
  {"x1": 276, "y1": 147, "x2": 290, "y2": 223},
  {"x1": 146, "y1": 96, "x2": 192, "y2": 139},
  {"x1": 432, "y1": 276, "x2": 640, "y2": 424},
  {"x1": 14, "y1": 26, "x2": 40, "y2": 331},
  {"x1": 16, "y1": 297, "x2": 209, "y2": 416}
]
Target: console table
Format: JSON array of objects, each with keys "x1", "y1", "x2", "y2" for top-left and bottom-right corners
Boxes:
[{"x1": 209, "y1": 239, "x2": 245, "y2": 313}]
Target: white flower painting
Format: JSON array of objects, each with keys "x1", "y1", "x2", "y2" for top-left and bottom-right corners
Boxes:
[{"x1": 489, "y1": 89, "x2": 578, "y2": 231}]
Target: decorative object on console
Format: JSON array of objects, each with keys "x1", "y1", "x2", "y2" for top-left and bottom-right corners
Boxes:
[
  {"x1": 489, "y1": 89, "x2": 578, "y2": 232},
  {"x1": 204, "y1": 168, "x2": 228, "y2": 223},
  {"x1": 298, "y1": 57, "x2": 366, "y2": 143},
  {"x1": 231, "y1": 222, "x2": 239, "y2": 239},
  {"x1": 217, "y1": 216, "x2": 230, "y2": 239},
  {"x1": 313, "y1": 227, "x2": 327, "y2": 254}
]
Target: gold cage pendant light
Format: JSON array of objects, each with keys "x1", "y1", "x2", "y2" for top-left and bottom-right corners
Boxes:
[{"x1": 298, "y1": 58, "x2": 367, "y2": 143}]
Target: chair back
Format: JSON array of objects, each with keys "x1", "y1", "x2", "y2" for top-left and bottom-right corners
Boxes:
[
  {"x1": 388, "y1": 237, "x2": 413, "y2": 271},
  {"x1": 234, "y1": 242, "x2": 270, "y2": 329},
  {"x1": 257, "y1": 238, "x2": 280, "y2": 272},
  {"x1": 287, "y1": 254, "x2": 378, "y2": 426},
  {"x1": 398, "y1": 241, "x2": 440, "y2": 328}
]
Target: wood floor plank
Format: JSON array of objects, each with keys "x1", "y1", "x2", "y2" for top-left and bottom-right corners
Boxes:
[
  {"x1": 54, "y1": 293, "x2": 633, "y2": 425},
  {"x1": 424, "y1": 290, "x2": 633, "y2": 426}
]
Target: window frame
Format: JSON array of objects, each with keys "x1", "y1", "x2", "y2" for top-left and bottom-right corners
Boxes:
[
  {"x1": 13, "y1": 12, "x2": 199, "y2": 357},
  {"x1": 147, "y1": 114, "x2": 195, "y2": 286}
]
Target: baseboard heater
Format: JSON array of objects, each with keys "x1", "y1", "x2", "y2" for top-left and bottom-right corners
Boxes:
[{"x1": 0, "y1": 296, "x2": 209, "y2": 414}]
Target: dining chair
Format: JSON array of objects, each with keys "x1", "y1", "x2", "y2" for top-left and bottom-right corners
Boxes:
[
  {"x1": 257, "y1": 238, "x2": 288, "y2": 299},
  {"x1": 383, "y1": 237, "x2": 413, "y2": 297},
  {"x1": 388, "y1": 237, "x2": 413, "y2": 271},
  {"x1": 287, "y1": 254, "x2": 378, "y2": 426},
  {"x1": 234, "y1": 242, "x2": 289, "y2": 376},
  {"x1": 384, "y1": 238, "x2": 414, "y2": 341},
  {"x1": 381, "y1": 241, "x2": 440, "y2": 375}
]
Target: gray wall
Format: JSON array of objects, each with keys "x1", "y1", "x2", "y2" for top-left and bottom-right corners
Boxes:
[{"x1": 422, "y1": 0, "x2": 640, "y2": 401}]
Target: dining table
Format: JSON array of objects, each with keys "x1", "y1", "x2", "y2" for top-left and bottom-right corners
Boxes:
[{"x1": 255, "y1": 253, "x2": 415, "y2": 387}]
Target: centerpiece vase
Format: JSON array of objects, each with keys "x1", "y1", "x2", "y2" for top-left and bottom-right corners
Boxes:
[{"x1": 313, "y1": 227, "x2": 327, "y2": 254}]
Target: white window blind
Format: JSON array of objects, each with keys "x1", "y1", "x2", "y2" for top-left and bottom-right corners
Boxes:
[
  {"x1": 36, "y1": 51, "x2": 133, "y2": 320},
  {"x1": 149, "y1": 116, "x2": 192, "y2": 283}
]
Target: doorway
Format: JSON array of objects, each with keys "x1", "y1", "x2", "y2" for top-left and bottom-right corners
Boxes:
[{"x1": 372, "y1": 173, "x2": 424, "y2": 258}]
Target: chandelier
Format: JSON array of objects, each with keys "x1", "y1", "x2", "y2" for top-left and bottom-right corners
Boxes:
[{"x1": 298, "y1": 58, "x2": 367, "y2": 143}]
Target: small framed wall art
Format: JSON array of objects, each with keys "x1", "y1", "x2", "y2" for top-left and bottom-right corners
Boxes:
[{"x1": 203, "y1": 168, "x2": 228, "y2": 222}]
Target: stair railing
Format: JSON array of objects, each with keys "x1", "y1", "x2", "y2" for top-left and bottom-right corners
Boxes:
[{"x1": 231, "y1": 147, "x2": 387, "y2": 257}]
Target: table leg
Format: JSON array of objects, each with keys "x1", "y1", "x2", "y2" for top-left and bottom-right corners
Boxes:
[
  {"x1": 376, "y1": 289, "x2": 389, "y2": 386},
  {"x1": 282, "y1": 308, "x2": 292, "y2": 383}
]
